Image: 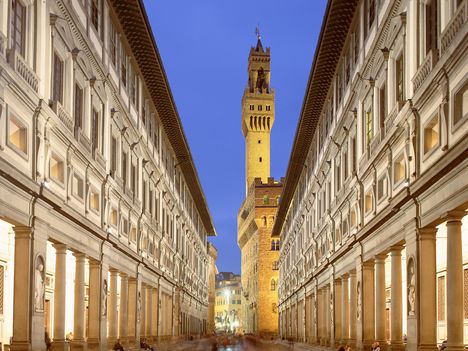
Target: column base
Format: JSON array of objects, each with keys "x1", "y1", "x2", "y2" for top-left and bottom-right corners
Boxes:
[
  {"x1": 418, "y1": 344, "x2": 438, "y2": 351},
  {"x1": 390, "y1": 341, "x2": 405, "y2": 351},
  {"x1": 9, "y1": 342, "x2": 32, "y2": 351},
  {"x1": 446, "y1": 346, "x2": 466, "y2": 351},
  {"x1": 51, "y1": 340, "x2": 69, "y2": 351},
  {"x1": 70, "y1": 339, "x2": 87, "y2": 350},
  {"x1": 86, "y1": 338, "x2": 102, "y2": 351}
]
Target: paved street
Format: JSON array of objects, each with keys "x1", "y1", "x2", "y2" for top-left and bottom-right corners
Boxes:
[{"x1": 159, "y1": 337, "x2": 321, "y2": 351}]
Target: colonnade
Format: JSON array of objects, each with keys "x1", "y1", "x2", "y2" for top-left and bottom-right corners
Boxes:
[{"x1": 279, "y1": 211, "x2": 467, "y2": 351}]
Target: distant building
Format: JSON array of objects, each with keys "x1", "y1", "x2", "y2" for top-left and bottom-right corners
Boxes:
[
  {"x1": 207, "y1": 243, "x2": 218, "y2": 334},
  {"x1": 215, "y1": 272, "x2": 242, "y2": 333},
  {"x1": 237, "y1": 35, "x2": 282, "y2": 337}
]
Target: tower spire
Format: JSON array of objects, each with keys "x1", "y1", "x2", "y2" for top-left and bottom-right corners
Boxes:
[{"x1": 255, "y1": 25, "x2": 264, "y2": 52}]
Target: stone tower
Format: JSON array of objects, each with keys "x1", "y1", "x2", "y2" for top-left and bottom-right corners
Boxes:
[{"x1": 242, "y1": 34, "x2": 275, "y2": 194}]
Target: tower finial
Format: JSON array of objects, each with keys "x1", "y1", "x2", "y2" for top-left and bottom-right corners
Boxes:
[{"x1": 255, "y1": 24, "x2": 261, "y2": 40}]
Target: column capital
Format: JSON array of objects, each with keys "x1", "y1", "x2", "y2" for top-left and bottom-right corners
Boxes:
[
  {"x1": 72, "y1": 252, "x2": 86, "y2": 260},
  {"x1": 128, "y1": 276, "x2": 137, "y2": 283},
  {"x1": 374, "y1": 254, "x2": 387, "y2": 263},
  {"x1": 418, "y1": 227, "x2": 437, "y2": 240},
  {"x1": 119, "y1": 272, "x2": 128, "y2": 279},
  {"x1": 88, "y1": 258, "x2": 101, "y2": 267},
  {"x1": 334, "y1": 277, "x2": 342, "y2": 285},
  {"x1": 442, "y1": 210, "x2": 465, "y2": 223},
  {"x1": 109, "y1": 268, "x2": 119, "y2": 275},
  {"x1": 390, "y1": 245, "x2": 404, "y2": 254},
  {"x1": 13, "y1": 225, "x2": 33, "y2": 238},
  {"x1": 52, "y1": 243, "x2": 67, "y2": 253},
  {"x1": 349, "y1": 270, "x2": 357, "y2": 278},
  {"x1": 362, "y1": 260, "x2": 375, "y2": 269}
]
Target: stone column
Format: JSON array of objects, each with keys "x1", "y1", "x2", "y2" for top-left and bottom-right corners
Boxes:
[
  {"x1": 127, "y1": 277, "x2": 137, "y2": 345},
  {"x1": 119, "y1": 273, "x2": 129, "y2": 345},
  {"x1": 317, "y1": 289, "x2": 323, "y2": 344},
  {"x1": 341, "y1": 274, "x2": 350, "y2": 344},
  {"x1": 71, "y1": 253, "x2": 86, "y2": 350},
  {"x1": 362, "y1": 261, "x2": 375, "y2": 350},
  {"x1": 107, "y1": 269, "x2": 119, "y2": 345},
  {"x1": 52, "y1": 244, "x2": 68, "y2": 351},
  {"x1": 151, "y1": 288, "x2": 158, "y2": 340},
  {"x1": 417, "y1": 227, "x2": 437, "y2": 351},
  {"x1": 445, "y1": 213, "x2": 465, "y2": 351},
  {"x1": 390, "y1": 246, "x2": 404, "y2": 351},
  {"x1": 10, "y1": 226, "x2": 33, "y2": 351},
  {"x1": 324, "y1": 286, "x2": 330, "y2": 345},
  {"x1": 87, "y1": 259, "x2": 102, "y2": 350},
  {"x1": 335, "y1": 279, "x2": 342, "y2": 345},
  {"x1": 145, "y1": 285, "x2": 153, "y2": 340},
  {"x1": 349, "y1": 271, "x2": 357, "y2": 347},
  {"x1": 375, "y1": 254, "x2": 387, "y2": 348},
  {"x1": 140, "y1": 284, "x2": 146, "y2": 338}
]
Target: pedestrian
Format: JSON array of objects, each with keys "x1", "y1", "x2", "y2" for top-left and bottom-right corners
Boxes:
[
  {"x1": 112, "y1": 338, "x2": 124, "y2": 351},
  {"x1": 374, "y1": 342, "x2": 381, "y2": 351},
  {"x1": 346, "y1": 344, "x2": 352, "y2": 351},
  {"x1": 44, "y1": 331, "x2": 51, "y2": 351},
  {"x1": 338, "y1": 346, "x2": 345, "y2": 351}
]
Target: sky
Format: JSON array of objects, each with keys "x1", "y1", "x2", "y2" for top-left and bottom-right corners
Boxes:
[{"x1": 143, "y1": 0, "x2": 328, "y2": 274}]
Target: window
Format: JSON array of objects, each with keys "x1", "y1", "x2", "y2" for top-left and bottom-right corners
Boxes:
[
  {"x1": 122, "y1": 218, "x2": 129, "y2": 236},
  {"x1": 266, "y1": 105, "x2": 271, "y2": 111},
  {"x1": 396, "y1": 54, "x2": 405, "y2": 104},
  {"x1": 89, "y1": 188, "x2": 100, "y2": 213},
  {"x1": 275, "y1": 240, "x2": 280, "y2": 251},
  {"x1": 368, "y1": 0, "x2": 376, "y2": 32},
  {"x1": 335, "y1": 157, "x2": 341, "y2": 192},
  {"x1": 10, "y1": 0, "x2": 26, "y2": 56},
  {"x1": 110, "y1": 136, "x2": 118, "y2": 176},
  {"x1": 130, "y1": 66, "x2": 137, "y2": 105},
  {"x1": 350, "y1": 208, "x2": 357, "y2": 227},
  {"x1": 74, "y1": 84, "x2": 83, "y2": 130},
  {"x1": 365, "y1": 191, "x2": 373, "y2": 214},
  {"x1": 379, "y1": 84, "x2": 387, "y2": 125},
  {"x1": 72, "y1": 173, "x2": 84, "y2": 200},
  {"x1": 258, "y1": 105, "x2": 262, "y2": 111},
  {"x1": 259, "y1": 157, "x2": 262, "y2": 162},
  {"x1": 271, "y1": 240, "x2": 276, "y2": 251},
  {"x1": 258, "y1": 140, "x2": 261, "y2": 144},
  {"x1": 8, "y1": 116, "x2": 27, "y2": 155},
  {"x1": 110, "y1": 208, "x2": 118, "y2": 227},
  {"x1": 424, "y1": 115, "x2": 439, "y2": 154},
  {"x1": 91, "y1": 108, "x2": 99, "y2": 151},
  {"x1": 249, "y1": 105, "x2": 254, "y2": 111},
  {"x1": 91, "y1": 0, "x2": 99, "y2": 31},
  {"x1": 109, "y1": 20, "x2": 117, "y2": 66},
  {"x1": 377, "y1": 175, "x2": 387, "y2": 202},
  {"x1": 393, "y1": 153, "x2": 406, "y2": 184},
  {"x1": 365, "y1": 107, "x2": 373, "y2": 147},
  {"x1": 53, "y1": 53, "x2": 64, "y2": 104},
  {"x1": 50, "y1": 153, "x2": 64, "y2": 184},
  {"x1": 122, "y1": 151, "x2": 128, "y2": 185},
  {"x1": 343, "y1": 150, "x2": 348, "y2": 180},
  {"x1": 353, "y1": 26, "x2": 360, "y2": 64},
  {"x1": 263, "y1": 195, "x2": 269, "y2": 205},
  {"x1": 270, "y1": 279, "x2": 277, "y2": 291},
  {"x1": 121, "y1": 47, "x2": 127, "y2": 87},
  {"x1": 272, "y1": 261, "x2": 279, "y2": 270},
  {"x1": 130, "y1": 227, "x2": 137, "y2": 242},
  {"x1": 453, "y1": 80, "x2": 468, "y2": 126},
  {"x1": 131, "y1": 163, "x2": 137, "y2": 194}
]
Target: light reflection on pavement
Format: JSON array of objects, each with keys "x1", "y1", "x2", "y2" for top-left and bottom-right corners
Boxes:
[{"x1": 167, "y1": 337, "x2": 296, "y2": 351}]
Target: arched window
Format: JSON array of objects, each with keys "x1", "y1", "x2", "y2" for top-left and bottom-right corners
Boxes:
[
  {"x1": 275, "y1": 240, "x2": 280, "y2": 251},
  {"x1": 263, "y1": 216, "x2": 267, "y2": 227},
  {"x1": 270, "y1": 279, "x2": 277, "y2": 291},
  {"x1": 271, "y1": 240, "x2": 276, "y2": 251}
]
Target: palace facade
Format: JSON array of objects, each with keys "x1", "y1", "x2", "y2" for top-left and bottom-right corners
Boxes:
[
  {"x1": 0, "y1": 0, "x2": 216, "y2": 350},
  {"x1": 237, "y1": 37, "x2": 282, "y2": 337},
  {"x1": 274, "y1": 0, "x2": 467, "y2": 351}
]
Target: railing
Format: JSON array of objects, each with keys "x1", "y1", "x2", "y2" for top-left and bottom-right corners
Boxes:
[
  {"x1": 51, "y1": 100, "x2": 73, "y2": 131},
  {"x1": 412, "y1": 50, "x2": 434, "y2": 92},
  {"x1": 7, "y1": 48, "x2": 38, "y2": 92},
  {"x1": 440, "y1": 1, "x2": 467, "y2": 56}
]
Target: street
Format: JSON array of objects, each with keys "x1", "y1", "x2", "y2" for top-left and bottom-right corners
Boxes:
[{"x1": 163, "y1": 337, "x2": 306, "y2": 351}]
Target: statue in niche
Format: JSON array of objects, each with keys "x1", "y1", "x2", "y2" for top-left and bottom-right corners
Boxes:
[
  {"x1": 356, "y1": 281, "x2": 362, "y2": 320},
  {"x1": 407, "y1": 259, "x2": 415, "y2": 315},
  {"x1": 102, "y1": 279, "x2": 108, "y2": 316},
  {"x1": 34, "y1": 256, "x2": 45, "y2": 312},
  {"x1": 137, "y1": 291, "x2": 141, "y2": 322}
]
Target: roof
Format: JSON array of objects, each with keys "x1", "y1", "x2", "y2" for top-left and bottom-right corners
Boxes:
[
  {"x1": 109, "y1": 0, "x2": 216, "y2": 236},
  {"x1": 272, "y1": 0, "x2": 358, "y2": 236}
]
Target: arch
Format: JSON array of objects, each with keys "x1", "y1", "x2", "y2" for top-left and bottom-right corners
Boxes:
[
  {"x1": 267, "y1": 117, "x2": 271, "y2": 129},
  {"x1": 262, "y1": 216, "x2": 267, "y2": 227},
  {"x1": 263, "y1": 116, "x2": 266, "y2": 129},
  {"x1": 250, "y1": 116, "x2": 253, "y2": 129},
  {"x1": 254, "y1": 116, "x2": 257, "y2": 130}
]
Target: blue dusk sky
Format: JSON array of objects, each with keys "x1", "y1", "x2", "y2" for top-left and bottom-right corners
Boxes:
[{"x1": 143, "y1": 0, "x2": 328, "y2": 274}]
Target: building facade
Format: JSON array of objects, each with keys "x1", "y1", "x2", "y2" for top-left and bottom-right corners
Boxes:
[
  {"x1": 237, "y1": 36, "x2": 282, "y2": 337},
  {"x1": 274, "y1": 0, "x2": 468, "y2": 350},
  {"x1": 214, "y1": 272, "x2": 242, "y2": 333},
  {"x1": 207, "y1": 243, "x2": 218, "y2": 334},
  {"x1": 0, "y1": 0, "x2": 216, "y2": 350}
]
